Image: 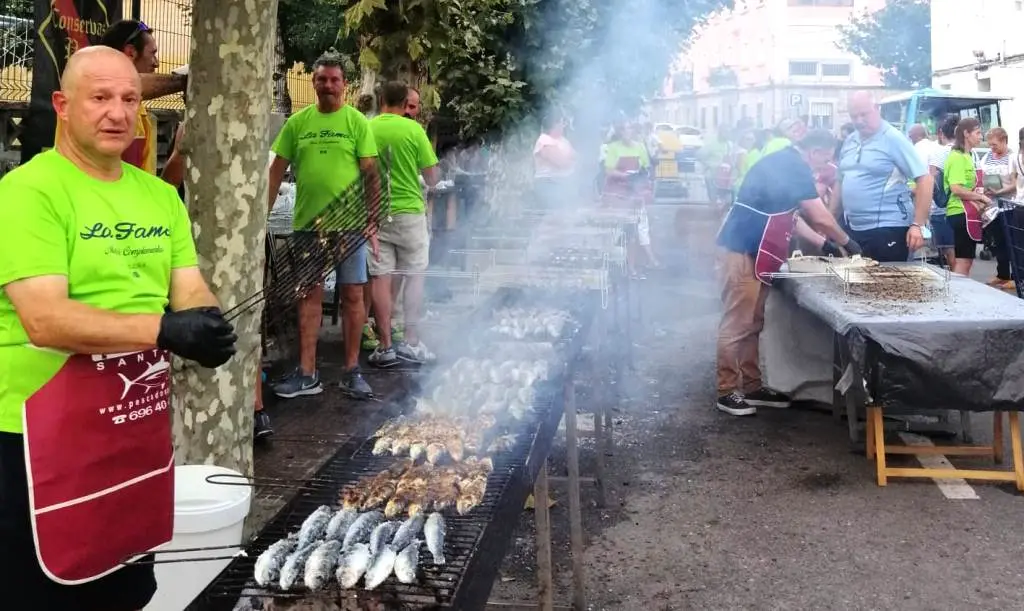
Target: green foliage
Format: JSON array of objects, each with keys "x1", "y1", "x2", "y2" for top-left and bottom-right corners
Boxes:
[
  {"x1": 837, "y1": 0, "x2": 931, "y2": 89},
  {"x1": 278, "y1": 0, "x2": 733, "y2": 139},
  {"x1": 277, "y1": 0, "x2": 355, "y2": 71}
]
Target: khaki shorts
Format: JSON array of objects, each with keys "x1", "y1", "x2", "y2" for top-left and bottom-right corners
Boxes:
[{"x1": 369, "y1": 213, "x2": 429, "y2": 276}]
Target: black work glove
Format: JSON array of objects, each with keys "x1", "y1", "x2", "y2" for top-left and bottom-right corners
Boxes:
[
  {"x1": 822, "y1": 237, "x2": 863, "y2": 257},
  {"x1": 157, "y1": 307, "x2": 237, "y2": 368}
]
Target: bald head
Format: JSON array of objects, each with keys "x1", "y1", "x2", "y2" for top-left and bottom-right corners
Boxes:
[
  {"x1": 847, "y1": 90, "x2": 882, "y2": 137},
  {"x1": 908, "y1": 123, "x2": 928, "y2": 144},
  {"x1": 61, "y1": 45, "x2": 140, "y2": 95},
  {"x1": 54, "y1": 46, "x2": 142, "y2": 170}
]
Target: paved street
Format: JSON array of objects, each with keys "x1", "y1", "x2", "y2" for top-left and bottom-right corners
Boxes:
[{"x1": 489, "y1": 207, "x2": 1024, "y2": 610}]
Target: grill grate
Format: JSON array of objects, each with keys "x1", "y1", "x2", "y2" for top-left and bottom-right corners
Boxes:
[{"x1": 190, "y1": 390, "x2": 568, "y2": 610}]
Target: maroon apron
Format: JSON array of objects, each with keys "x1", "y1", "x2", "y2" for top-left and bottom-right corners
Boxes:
[
  {"x1": 725, "y1": 201, "x2": 797, "y2": 286},
  {"x1": 23, "y1": 349, "x2": 175, "y2": 584}
]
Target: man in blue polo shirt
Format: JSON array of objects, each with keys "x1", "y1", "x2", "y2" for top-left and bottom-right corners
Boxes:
[
  {"x1": 716, "y1": 129, "x2": 860, "y2": 417},
  {"x1": 834, "y1": 91, "x2": 933, "y2": 261}
]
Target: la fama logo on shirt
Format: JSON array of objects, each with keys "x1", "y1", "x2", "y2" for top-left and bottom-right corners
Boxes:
[
  {"x1": 80, "y1": 222, "x2": 171, "y2": 241},
  {"x1": 299, "y1": 129, "x2": 353, "y2": 141}
]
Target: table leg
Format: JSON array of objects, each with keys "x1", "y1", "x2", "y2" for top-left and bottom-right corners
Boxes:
[
  {"x1": 564, "y1": 379, "x2": 587, "y2": 610},
  {"x1": 533, "y1": 461, "x2": 554, "y2": 611},
  {"x1": 1009, "y1": 412, "x2": 1024, "y2": 492},
  {"x1": 993, "y1": 411, "x2": 1004, "y2": 464},
  {"x1": 869, "y1": 406, "x2": 887, "y2": 486}
]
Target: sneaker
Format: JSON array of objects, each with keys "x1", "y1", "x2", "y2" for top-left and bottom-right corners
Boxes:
[
  {"x1": 272, "y1": 370, "x2": 323, "y2": 399},
  {"x1": 254, "y1": 411, "x2": 274, "y2": 440},
  {"x1": 339, "y1": 367, "x2": 373, "y2": 399},
  {"x1": 716, "y1": 391, "x2": 756, "y2": 416},
  {"x1": 368, "y1": 346, "x2": 399, "y2": 368},
  {"x1": 743, "y1": 387, "x2": 791, "y2": 408},
  {"x1": 361, "y1": 324, "x2": 379, "y2": 351},
  {"x1": 396, "y1": 341, "x2": 436, "y2": 364},
  {"x1": 391, "y1": 324, "x2": 405, "y2": 343}
]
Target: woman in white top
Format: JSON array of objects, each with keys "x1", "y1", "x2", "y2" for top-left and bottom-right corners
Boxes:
[
  {"x1": 533, "y1": 113, "x2": 576, "y2": 210},
  {"x1": 983, "y1": 127, "x2": 1018, "y2": 287}
]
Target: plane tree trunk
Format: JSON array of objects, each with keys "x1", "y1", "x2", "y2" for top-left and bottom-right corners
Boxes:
[{"x1": 171, "y1": 0, "x2": 278, "y2": 477}]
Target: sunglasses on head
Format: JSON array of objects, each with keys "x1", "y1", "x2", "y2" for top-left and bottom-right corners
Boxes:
[{"x1": 124, "y1": 21, "x2": 151, "y2": 47}]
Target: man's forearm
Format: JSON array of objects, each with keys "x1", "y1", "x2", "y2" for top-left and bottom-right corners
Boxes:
[
  {"x1": 912, "y1": 174, "x2": 933, "y2": 225},
  {"x1": 141, "y1": 73, "x2": 187, "y2": 101},
  {"x1": 25, "y1": 299, "x2": 161, "y2": 354},
  {"x1": 170, "y1": 284, "x2": 219, "y2": 312},
  {"x1": 801, "y1": 200, "x2": 849, "y2": 244}
]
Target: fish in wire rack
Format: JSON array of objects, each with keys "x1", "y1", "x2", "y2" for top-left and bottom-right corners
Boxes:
[
  {"x1": 253, "y1": 508, "x2": 447, "y2": 592},
  {"x1": 490, "y1": 307, "x2": 575, "y2": 340},
  {"x1": 339, "y1": 456, "x2": 494, "y2": 518}
]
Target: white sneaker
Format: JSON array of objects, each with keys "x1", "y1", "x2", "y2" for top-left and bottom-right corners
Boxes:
[{"x1": 396, "y1": 341, "x2": 435, "y2": 364}]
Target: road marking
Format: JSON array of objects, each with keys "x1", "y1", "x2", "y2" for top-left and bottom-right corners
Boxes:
[{"x1": 897, "y1": 432, "x2": 980, "y2": 500}]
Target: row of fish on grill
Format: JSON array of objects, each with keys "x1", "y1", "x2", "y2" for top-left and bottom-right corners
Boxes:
[
  {"x1": 422, "y1": 356, "x2": 551, "y2": 422},
  {"x1": 341, "y1": 456, "x2": 494, "y2": 518},
  {"x1": 254, "y1": 505, "x2": 447, "y2": 591},
  {"x1": 371, "y1": 412, "x2": 502, "y2": 463},
  {"x1": 490, "y1": 307, "x2": 573, "y2": 341}
]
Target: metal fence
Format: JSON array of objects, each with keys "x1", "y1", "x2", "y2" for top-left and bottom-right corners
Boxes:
[{"x1": 0, "y1": 0, "x2": 314, "y2": 111}]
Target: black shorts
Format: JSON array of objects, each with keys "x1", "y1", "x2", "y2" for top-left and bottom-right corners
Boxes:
[
  {"x1": 0, "y1": 433, "x2": 157, "y2": 611},
  {"x1": 946, "y1": 213, "x2": 977, "y2": 260},
  {"x1": 847, "y1": 226, "x2": 910, "y2": 263}
]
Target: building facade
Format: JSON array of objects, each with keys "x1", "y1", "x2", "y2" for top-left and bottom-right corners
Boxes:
[
  {"x1": 930, "y1": 0, "x2": 1024, "y2": 133},
  {"x1": 652, "y1": 0, "x2": 890, "y2": 133}
]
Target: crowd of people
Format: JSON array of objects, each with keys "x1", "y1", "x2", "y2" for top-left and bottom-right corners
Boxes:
[{"x1": 714, "y1": 90, "x2": 1024, "y2": 419}]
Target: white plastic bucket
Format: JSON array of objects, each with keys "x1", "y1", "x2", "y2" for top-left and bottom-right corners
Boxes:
[{"x1": 145, "y1": 465, "x2": 252, "y2": 611}]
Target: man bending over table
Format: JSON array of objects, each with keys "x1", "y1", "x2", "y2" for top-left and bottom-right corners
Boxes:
[{"x1": 715, "y1": 129, "x2": 861, "y2": 417}]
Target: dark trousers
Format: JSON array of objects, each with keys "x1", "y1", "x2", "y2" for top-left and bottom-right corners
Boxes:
[
  {"x1": 985, "y1": 215, "x2": 1011, "y2": 280},
  {"x1": 848, "y1": 226, "x2": 910, "y2": 262}
]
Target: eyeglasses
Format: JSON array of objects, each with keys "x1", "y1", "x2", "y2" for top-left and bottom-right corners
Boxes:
[{"x1": 124, "y1": 21, "x2": 151, "y2": 48}]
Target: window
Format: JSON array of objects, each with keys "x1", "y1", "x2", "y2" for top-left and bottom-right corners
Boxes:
[
  {"x1": 788, "y1": 0, "x2": 853, "y2": 6},
  {"x1": 821, "y1": 62, "x2": 851, "y2": 77},
  {"x1": 789, "y1": 61, "x2": 818, "y2": 77},
  {"x1": 756, "y1": 103, "x2": 764, "y2": 128},
  {"x1": 740, "y1": 104, "x2": 748, "y2": 119},
  {"x1": 713, "y1": 106, "x2": 719, "y2": 127},
  {"x1": 809, "y1": 101, "x2": 834, "y2": 130},
  {"x1": 700, "y1": 107, "x2": 707, "y2": 129},
  {"x1": 978, "y1": 77, "x2": 992, "y2": 92}
]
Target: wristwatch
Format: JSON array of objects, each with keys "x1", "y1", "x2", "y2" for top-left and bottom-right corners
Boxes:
[{"x1": 910, "y1": 222, "x2": 932, "y2": 240}]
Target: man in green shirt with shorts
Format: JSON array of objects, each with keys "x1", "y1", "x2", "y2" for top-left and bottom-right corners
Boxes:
[
  {"x1": 266, "y1": 53, "x2": 381, "y2": 399},
  {"x1": 366, "y1": 82, "x2": 439, "y2": 367},
  {"x1": 0, "y1": 46, "x2": 235, "y2": 609}
]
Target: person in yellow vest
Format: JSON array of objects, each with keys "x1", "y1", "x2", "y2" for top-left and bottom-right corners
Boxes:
[{"x1": 55, "y1": 20, "x2": 187, "y2": 174}]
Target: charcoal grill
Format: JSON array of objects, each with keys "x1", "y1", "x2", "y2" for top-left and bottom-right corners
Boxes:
[{"x1": 188, "y1": 381, "x2": 566, "y2": 611}]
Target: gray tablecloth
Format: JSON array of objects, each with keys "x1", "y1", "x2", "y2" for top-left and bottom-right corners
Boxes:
[{"x1": 776, "y1": 267, "x2": 1024, "y2": 412}]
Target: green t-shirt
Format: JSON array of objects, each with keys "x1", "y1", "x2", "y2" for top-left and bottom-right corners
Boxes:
[
  {"x1": 761, "y1": 137, "x2": 792, "y2": 156},
  {"x1": 369, "y1": 113, "x2": 437, "y2": 215},
  {"x1": 271, "y1": 105, "x2": 378, "y2": 230},
  {"x1": 604, "y1": 141, "x2": 650, "y2": 171},
  {"x1": 0, "y1": 151, "x2": 198, "y2": 433},
  {"x1": 944, "y1": 149, "x2": 976, "y2": 216}
]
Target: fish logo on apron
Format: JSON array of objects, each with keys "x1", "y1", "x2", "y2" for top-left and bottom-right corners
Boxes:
[
  {"x1": 22, "y1": 349, "x2": 175, "y2": 584},
  {"x1": 720, "y1": 201, "x2": 797, "y2": 286}
]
